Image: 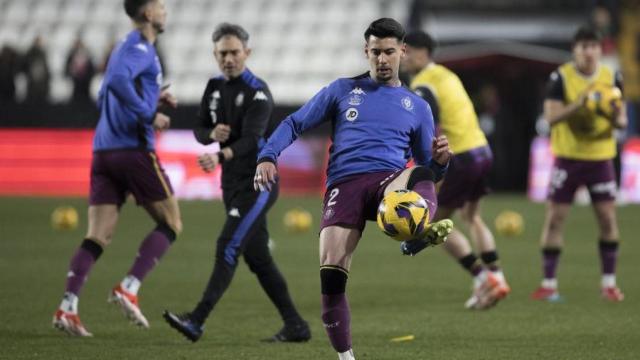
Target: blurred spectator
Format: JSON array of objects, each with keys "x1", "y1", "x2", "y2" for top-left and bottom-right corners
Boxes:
[
  {"x1": 21, "y1": 35, "x2": 50, "y2": 104},
  {"x1": 0, "y1": 44, "x2": 20, "y2": 105},
  {"x1": 65, "y1": 35, "x2": 96, "y2": 105}
]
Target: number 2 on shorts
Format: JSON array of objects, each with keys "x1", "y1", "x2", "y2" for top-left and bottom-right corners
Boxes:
[{"x1": 327, "y1": 188, "x2": 339, "y2": 207}]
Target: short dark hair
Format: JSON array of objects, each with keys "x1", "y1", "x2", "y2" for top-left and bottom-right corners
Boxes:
[
  {"x1": 364, "y1": 18, "x2": 405, "y2": 42},
  {"x1": 212, "y1": 23, "x2": 250, "y2": 46},
  {"x1": 124, "y1": 0, "x2": 154, "y2": 20},
  {"x1": 573, "y1": 26, "x2": 602, "y2": 45},
  {"x1": 405, "y1": 30, "x2": 437, "y2": 55}
]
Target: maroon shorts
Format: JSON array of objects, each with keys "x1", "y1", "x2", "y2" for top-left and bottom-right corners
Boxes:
[
  {"x1": 89, "y1": 149, "x2": 173, "y2": 206},
  {"x1": 548, "y1": 157, "x2": 616, "y2": 204},
  {"x1": 438, "y1": 146, "x2": 493, "y2": 209}
]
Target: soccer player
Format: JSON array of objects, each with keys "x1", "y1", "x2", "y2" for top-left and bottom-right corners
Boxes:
[
  {"x1": 52, "y1": 0, "x2": 181, "y2": 336},
  {"x1": 401, "y1": 31, "x2": 511, "y2": 310},
  {"x1": 162, "y1": 23, "x2": 310, "y2": 343},
  {"x1": 254, "y1": 18, "x2": 453, "y2": 360},
  {"x1": 531, "y1": 26, "x2": 627, "y2": 302}
]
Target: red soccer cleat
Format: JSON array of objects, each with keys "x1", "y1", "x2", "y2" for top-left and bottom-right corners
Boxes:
[
  {"x1": 530, "y1": 286, "x2": 561, "y2": 302},
  {"x1": 108, "y1": 285, "x2": 149, "y2": 328},
  {"x1": 601, "y1": 287, "x2": 624, "y2": 302},
  {"x1": 52, "y1": 309, "x2": 93, "y2": 337}
]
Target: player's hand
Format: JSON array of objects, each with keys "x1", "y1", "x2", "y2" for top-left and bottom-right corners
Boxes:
[
  {"x1": 577, "y1": 83, "x2": 595, "y2": 107},
  {"x1": 432, "y1": 135, "x2": 452, "y2": 166},
  {"x1": 153, "y1": 112, "x2": 171, "y2": 131},
  {"x1": 254, "y1": 161, "x2": 277, "y2": 192},
  {"x1": 198, "y1": 153, "x2": 219, "y2": 173},
  {"x1": 210, "y1": 124, "x2": 231, "y2": 143},
  {"x1": 158, "y1": 90, "x2": 178, "y2": 109}
]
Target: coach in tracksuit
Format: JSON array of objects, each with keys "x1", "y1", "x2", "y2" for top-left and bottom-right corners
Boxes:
[{"x1": 163, "y1": 23, "x2": 310, "y2": 343}]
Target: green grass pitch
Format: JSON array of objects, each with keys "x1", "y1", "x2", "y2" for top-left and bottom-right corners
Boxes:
[{"x1": 0, "y1": 195, "x2": 638, "y2": 359}]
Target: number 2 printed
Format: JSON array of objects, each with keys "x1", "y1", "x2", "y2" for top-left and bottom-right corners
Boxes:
[{"x1": 327, "y1": 188, "x2": 340, "y2": 207}]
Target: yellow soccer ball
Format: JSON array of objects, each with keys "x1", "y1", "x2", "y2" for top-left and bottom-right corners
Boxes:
[
  {"x1": 283, "y1": 208, "x2": 312, "y2": 233},
  {"x1": 51, "y1": 206, "x2": 79, "y2": 231},
  {"x1": 585, "y1": 83, "x2": 623, "y2": 119},
  {"x1": 494, "y1": 210, "x2": 523, "y2": 237},
  {"x1": 377, "y1": 189, "x2": 430, "y2": 242}
]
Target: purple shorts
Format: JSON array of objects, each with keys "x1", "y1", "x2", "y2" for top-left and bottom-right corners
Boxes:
[
  {"x1": 548, "y1": 157, "x2": 616, "y2": 203},
  {"x1": 438, "y1": 146, "x2": 493, "y2": 209},
  {"x1": 89, "y1": 149, "x2": 173, "y2": 206}
]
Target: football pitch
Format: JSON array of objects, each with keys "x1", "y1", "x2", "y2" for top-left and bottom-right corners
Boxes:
[{"x1": 0, "y1": 195, "x2": 638, "y2": 360}]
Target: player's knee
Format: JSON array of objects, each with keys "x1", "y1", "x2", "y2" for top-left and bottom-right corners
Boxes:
[
  {"x1": 407, "y1": 166, "x2": 436, "y2": 188},
  {"x1": 155, "y1": 221, "x2": 178, "y2": 243},
  {"x1": 164, "y1": 216, "x2": 183, "y2": 236},
  {"x1": 320, "y1": 265, "x2": 348, "y2": 295},
  {"x1": 85, "y1": 236, "x2": 110, "y2": 249},
  {"x1": 245, "y1": 256, "x2": 273, "y2": 274}
]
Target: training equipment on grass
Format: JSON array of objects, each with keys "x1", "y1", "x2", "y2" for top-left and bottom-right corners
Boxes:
[
  {"x1": 51, "y1": 206, "x2": 79, "y2": 231},
  {"x1": 377, "y1": 189, "x2": 430, "y2": 242},
  {"x1": 283, "y1": 208, "x2": 312, "y2": 233},
  {"x1": 494, "y1": 210, "x2": 524, "y2": 237}
]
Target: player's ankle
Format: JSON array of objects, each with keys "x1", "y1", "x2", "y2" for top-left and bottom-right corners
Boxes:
[
  {"x1": 59, "y1": 292, "x2": 79, "y2": 314},
  {"x1": 541, "y1": 278, "x2": 557, "y2": 289},
  {"x1": 338, "y1": 349, "x2": 355, "y2": 360},
  {"x1": 120, "y1": 275, "x2": 141, "y2": 295},
  {"x1": 601, "y1": 274, "x2": 616, "y2": 288}
]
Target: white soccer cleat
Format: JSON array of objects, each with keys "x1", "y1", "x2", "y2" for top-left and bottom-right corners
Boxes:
[
  {"x1": 52, "y1": 310, "x2": 93, "y2": 337},
  {"x1": 108, "y1": 285, "x2": 150, "y2": 328}
]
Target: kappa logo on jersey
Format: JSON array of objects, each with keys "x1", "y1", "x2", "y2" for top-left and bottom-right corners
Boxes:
[
  {"x1": 235, "y1": 92, "x2": 244, "y2": 107},
  {"x1": 345, "y1": 108, "x2": 358, "y2": 122},
  {"x1": 350, "y1": 87, "x2": 366, "y2": 95},
  {"x1": 254, "y1": 91, "x2": 268, "y2": 101},
  {"x1": 402, "y1": 96, "x2": 414, "y2": 111},
  {"x1": 209, "y1": 91, "x2": 220, "y2": 124},
  {"x1": 135, "y1": 43, "x2": 148, "y2": 53},
  {"x1": 229, "y1": 208, "x2": 241, "y2": 218}
]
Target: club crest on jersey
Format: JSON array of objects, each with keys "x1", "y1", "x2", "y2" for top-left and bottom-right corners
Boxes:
[
  {"x1": 345, "y1": 108, "x2": 358, "y2": 122},
  {"x1": 348, "y1": 94, "x2": 363, "y2": 106},
  {"x1": 401, "y1": 96, "x2": 414, "y2": 111},
  {"x1": 235, "y1": 92, "x2": 244, "y2": 107},
  {"x1": 350, "y1": 87, "x2": 366, "y2": 95}
]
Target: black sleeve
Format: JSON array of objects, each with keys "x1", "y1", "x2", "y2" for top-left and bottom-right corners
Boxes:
[
  {"x1": 414, "y1": 86, "x2": 439, "y2": 125},
  {"x1": 614, "y1": 70, "x2": 624, "y2": 94},
  {"x1": 193, "y1": 81, "x2": 215, "y2": 145},
  {"x1": 228, "y1": 88, "x2": 273, "y2": 158},
  {"x1": 545, "y1": 71, "x2": 565, "y2": 101}
]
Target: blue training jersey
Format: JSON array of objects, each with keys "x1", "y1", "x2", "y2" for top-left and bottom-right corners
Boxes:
[
  {"x1": 93, "y1": 30, "x2": 163, "y2": 151},
  {"x1": 258, "y1": 73, "x2": 444, "y2": 187}
]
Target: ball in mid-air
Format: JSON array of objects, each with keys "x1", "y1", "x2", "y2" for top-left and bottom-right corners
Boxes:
[
  {"x1": 377, "y1": 189, "x2": 430, "y2": 242},
  {"x1": 283, "y1": 208, "x2": 312, "y2": 233},
  {"x1": 51, "y1": 206, "x2": 79, "y2": 231},
  {"x1": 494, "y1": 210, "x2": 524, "y2": 237}
]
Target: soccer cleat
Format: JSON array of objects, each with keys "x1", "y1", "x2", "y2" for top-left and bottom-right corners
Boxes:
[
  {"x1": 400, "y1": 219, "x2": 453, "y2": 256},
  {"x1": 163, "y1": 311, "x2": 204, "y2": 342},
  {"x1": 52, "y1": 310, "x2": 93, "y2": 337},
  {"x1": 262, "y1": 320, "x2": 311, "y2": 343},
  {"x1": 601, "y1": 286, "x2": 624, "y2": 302},
  {"x1": 530, "y1": 286, "x2": 562, "y2": 302},
  {"x1": 465, "y1": 271, "x2": 511, "y2": 310},
  {"x1": 108, "y1": 285, "x2": 149, "y2": 328}
]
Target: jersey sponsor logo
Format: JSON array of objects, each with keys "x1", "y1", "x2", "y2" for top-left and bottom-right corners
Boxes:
[
  {"x1": 254, "y1": 91, "x2": 268, "y2": 101},
  {"x1": 348, "y1": 94, "x2": 363, "y2": 106},
  {"x1": 235, "y1": 92, "x2": 244, "y2": 107},
  {"x1": 350, "y1": 87, "x2": 366, "y2": 95},
  {"x1": 135, "y1": 43, "x2": 148, "y2": 53},
  {"x1": 402, "y1": 96, "x2": 414, "y2": 111},
  {"x1": 229, "y1": 208, "x2": 241, "y2": 217},
  {"x1": 345, "y1": 108, "x2": 358, "y2": 122}
]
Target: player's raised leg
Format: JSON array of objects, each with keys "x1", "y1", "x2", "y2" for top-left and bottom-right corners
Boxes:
[
  {"x1": 320, "y1": 226, "x2": 360, "y2": 360},
  {"x1": 592, "y1": 200, "x2": 623, "y2": 301},
  {"x1": 531, "y1": 202, "x2": 570, "y2": 301},
  {"x1": 53, "y1": 204, "x2": 119, "y2": 337},
  {"x1": 385, "y1": 166, "x2": 452, "y2": 256}
]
